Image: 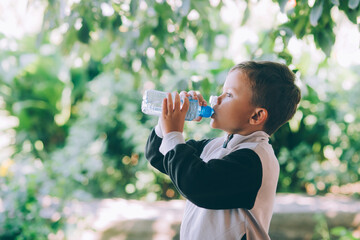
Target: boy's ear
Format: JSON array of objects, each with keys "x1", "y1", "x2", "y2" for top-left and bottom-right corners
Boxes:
[{"x1": 250, "y1": 108, "x2": 268, "y2": 125}]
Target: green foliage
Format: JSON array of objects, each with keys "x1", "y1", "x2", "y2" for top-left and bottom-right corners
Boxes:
[
  {"x1": 273, "y1": 64, "x2": 360, "y2": 194},
  {"x1": 312, "y1": 214, "x2": 359, "y2": 240},
  {"x1": 273, "y1": 0, "x2": 360, "y2": 56},
  {"x1": 0, "y1": 164, "x2": 65, "y2": 239},
  {"x1": 0, "y1": 0, "x2": 228, "y2": 238},
  {"x1": 331, "y1": 226, "x2": 359, "y2": 240},
  {"x1": 0, "y1": 0, "x2": 359, "y2": 238}
]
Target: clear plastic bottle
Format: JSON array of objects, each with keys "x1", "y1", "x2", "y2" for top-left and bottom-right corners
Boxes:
[{"x1": 142, "y1": 89, "x2": 214, "y2": 121}]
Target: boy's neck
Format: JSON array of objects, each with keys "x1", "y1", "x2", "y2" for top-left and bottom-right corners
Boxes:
[{"x1": 228, "y1": 126, "x2": 265, "y2": 136}]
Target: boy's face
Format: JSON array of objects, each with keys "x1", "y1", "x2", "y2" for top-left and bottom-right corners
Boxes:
[{"x1": 210, "y1": 69, "x2": 257, "y2": 135}]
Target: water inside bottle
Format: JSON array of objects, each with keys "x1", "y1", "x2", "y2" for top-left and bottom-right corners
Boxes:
[{"x1": 141, "y1": 90, "x2": 167, "y2": 116}]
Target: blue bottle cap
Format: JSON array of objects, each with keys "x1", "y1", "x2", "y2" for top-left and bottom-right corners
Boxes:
[{"x1": 199, "y1": 106, "x2": 214, "y2": 118}]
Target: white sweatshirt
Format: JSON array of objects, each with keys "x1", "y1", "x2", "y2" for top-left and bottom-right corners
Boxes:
[{"x1": 145, "y1": 127, "x2": 279, "y2": 240}]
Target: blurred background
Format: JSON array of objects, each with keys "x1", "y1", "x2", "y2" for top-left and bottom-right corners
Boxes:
[{"x1": 0, "y1": 0, "x2": 359, "y2": 239}]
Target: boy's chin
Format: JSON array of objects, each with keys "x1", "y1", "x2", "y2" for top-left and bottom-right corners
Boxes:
[{"x1": 210, "y1": 119, "x2": 219, "y2": 129}]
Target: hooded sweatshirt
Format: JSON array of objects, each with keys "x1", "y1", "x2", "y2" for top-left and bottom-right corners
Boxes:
[{"x1": 145, "y1": 125, "x2": 279, "y2": 240}]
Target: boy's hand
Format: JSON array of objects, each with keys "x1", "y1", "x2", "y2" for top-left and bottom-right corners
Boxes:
[
  {"x1": 180, "y1": 90, "x2": 207, "y2": 121},
  {"x1": 161, "y1": 92, "x2": 189, "y2": 134}
]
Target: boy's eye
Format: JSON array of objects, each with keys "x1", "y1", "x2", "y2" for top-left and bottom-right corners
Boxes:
[{"x1": 226, "y1": 92, "x2": 232, "y2": 97}]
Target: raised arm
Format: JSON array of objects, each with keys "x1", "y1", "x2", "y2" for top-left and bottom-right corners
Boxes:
[{"x1": 163, "y1": 143, "x2": 262, "y2": 210}]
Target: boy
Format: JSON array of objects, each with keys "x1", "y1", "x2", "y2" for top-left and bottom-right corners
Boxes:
[{"x1": 145, "y1": 61, "x2": 301, "y2": 239}]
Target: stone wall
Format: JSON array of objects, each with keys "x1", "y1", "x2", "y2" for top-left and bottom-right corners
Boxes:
[{"x1": 69, "y1": 194, "x2": 360, "y2": 240}]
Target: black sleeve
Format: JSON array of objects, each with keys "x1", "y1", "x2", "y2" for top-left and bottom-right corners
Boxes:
[
  {"x1": 144, "y1": 128, "x2": 211, "y2": 174},
  {"x1": 163, "y1": 143, "x2": 262, "y2": 210},
  {"x1": 145, "y1": 129, "x2": 167, "y2": 174}
]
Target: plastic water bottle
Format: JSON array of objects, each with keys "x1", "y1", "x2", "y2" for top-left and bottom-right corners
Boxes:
[{"x1": 142, "y1": 90, "x2": 214, "y2": 121}]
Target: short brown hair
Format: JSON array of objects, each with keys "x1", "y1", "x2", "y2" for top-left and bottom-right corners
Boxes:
[{"x1": 230, "y1": 61, "x2": 301, "y2": 135}]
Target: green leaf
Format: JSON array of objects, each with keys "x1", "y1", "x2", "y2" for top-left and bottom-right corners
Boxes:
[
  {"x1": 77, "y1": 19, "x2": 90, "y2": 44},
  {"x1": 330, "y1": 226, "x2": 347, "y2": 236},
  {"x1": 130, "y1": 0, "x2": 138, "y2": 16},
  {"x1": 154, "y1": 2, "x2": 173, "y2": 20},
  {"x1": 292, "y1": 16, "x2": 308, "y2": 38},
  {"x1": 314, "y1": 29, "x2": 335, "y2": 56},
  {"x1": 330, "y1": 0, "x2": 339, "y2": 6},
  {"x1": 344, "y1": 8, "x2": 358, "y2": 23},
  {"x1": 192, "y1": 0, "x2": 208, "y2": 17},
  {"x1": 89, "y1": 39, "x2": 111, "y2": 61},
  {"x1": 138, "y1": 26, "x2": 152, "y2": 44},
  {"x1": 241, "y1": 5, "x2": 250, "y2": 26},
  {"x1": 310, "y1": 0, "x2": 324, "y2": 26},
  {"x1": 278, "y1": 51, "x2": 293, "y2": 65},
  {"x1": 112, "y1": 2, "x2": 121, "y2": 13},
  {"x1": 348, "y1": 0, "x2": 360, "y2": 9},
  {"x1": 339, "y1": 0, "x2": 359, "y2": 23},
  {"x1": 112, "y1": 15, "x2": 122, "y2": 30},
  {"x1": 278, "y1": 0, "x2": 289, "y2": 13}
]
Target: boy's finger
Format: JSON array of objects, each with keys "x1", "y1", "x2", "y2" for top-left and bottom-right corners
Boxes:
[
  {"x1": 162, "y1": 98, "x2": 168, "y2": 117},
  {"x1": 174, "y1": 92, "x2": 181, "y2": 111},
  {"x1": 167, "y1": 93, "x2": 173, "y2": 114},
  {"x1": 196, "y1": 93, "x2": 207, "y2": 106},
  {"x1": 182, "y1": 96, "x2": 190, "y2": 113},
  {"x1": 194, "y1": 116, "x2": 202, "y2": 122}
]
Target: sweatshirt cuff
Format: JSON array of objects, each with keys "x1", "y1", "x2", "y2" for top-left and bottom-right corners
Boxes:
[
  {"x1": 155, "y1": 123, "x2": 163, "y2": 138},
  {"x1": 159, "y1": 132, "x2": 185, "y2": 155}
]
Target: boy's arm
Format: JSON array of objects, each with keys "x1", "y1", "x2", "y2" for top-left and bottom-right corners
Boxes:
[
  {"x1": 163, "y1": 143, "x2": 263, "y2": 210},
  {"x1": 145, "y1": 126, "x2": 167, "y2": 174},
  {"x1": 145, "y1": 124, "x2": 209, "y2": 174}
]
